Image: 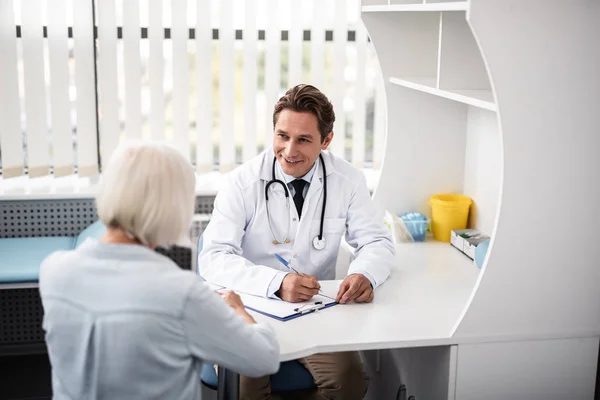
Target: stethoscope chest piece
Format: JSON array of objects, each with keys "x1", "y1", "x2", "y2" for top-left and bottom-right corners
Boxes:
[{"x1": 312, "y1": 236, "x2": 326, "y2": 251}]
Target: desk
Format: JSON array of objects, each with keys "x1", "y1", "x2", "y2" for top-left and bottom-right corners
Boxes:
[
  {"x1": 219, "y1": 242, "x2": 599, "y2": 399},
  {"x1": 218, "y1": 242, "x2": 480, "y2": 399},
  {"x1": 255, "y1": 242, "x2": 479, "y2": 361}
]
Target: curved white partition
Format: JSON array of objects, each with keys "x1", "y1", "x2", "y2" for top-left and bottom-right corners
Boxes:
[
  {"x1": 359, "y1": 2, "x2": 600, "y2": 397},
  {"x1": 363, "y1": 2, "x2": 503, "y2": 336},
  {"x1": 453, "y1": 0, "x2": 600, "y2": 340},
  {"x1": 363, "y1": 0, "x2": 600, "y2": 341}
]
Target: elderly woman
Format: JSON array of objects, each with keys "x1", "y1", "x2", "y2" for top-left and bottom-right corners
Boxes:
[{"x1": 39, "y1": 141, "x2": 279, "y2": 399}]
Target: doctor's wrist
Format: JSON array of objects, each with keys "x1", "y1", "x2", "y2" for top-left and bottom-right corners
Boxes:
[{"x1": 354, "y1": 272, "x2": 376, "y2": 289}]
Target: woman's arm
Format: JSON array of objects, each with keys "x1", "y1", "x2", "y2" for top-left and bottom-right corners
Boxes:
[{"x1": 181, "y1": 280, "x2": 280, "y2": 377}]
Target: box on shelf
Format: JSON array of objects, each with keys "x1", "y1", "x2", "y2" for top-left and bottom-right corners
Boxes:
[{"x1": 450, "y1": 229, "x2": 490, "y2": 260}]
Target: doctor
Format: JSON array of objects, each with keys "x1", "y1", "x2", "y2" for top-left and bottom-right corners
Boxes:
[{"x1": 199, "y1": 84, "x2": 396, "y2": 400}]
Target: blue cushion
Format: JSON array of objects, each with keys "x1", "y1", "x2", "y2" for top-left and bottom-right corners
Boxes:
[
  {"x1": 0, "y1": 237, "x2": 75, "y2": 282},
  {"x1": 74, "y1": 220, "x2": 106, "y2": 248},
  {"x1": 201, "y1": 361, "x2": 316, "y2": 392}
]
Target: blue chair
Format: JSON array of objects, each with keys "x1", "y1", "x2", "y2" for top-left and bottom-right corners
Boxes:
[{"x1": 197, "y1": 234, "x2": 317, "y2": 395}]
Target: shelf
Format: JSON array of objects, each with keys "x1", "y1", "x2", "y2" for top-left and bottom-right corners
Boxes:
[
  {"x1": 389, "y1": 77, "x2": 497, "y2": 111},
  {"x1": 362, "y1": 2, "x2": 468, "y2": 12}
]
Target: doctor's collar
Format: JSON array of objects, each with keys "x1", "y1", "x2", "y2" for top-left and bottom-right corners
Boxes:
[{"x1": 276, "y1": 157, "x2": 319, "y2": 185}]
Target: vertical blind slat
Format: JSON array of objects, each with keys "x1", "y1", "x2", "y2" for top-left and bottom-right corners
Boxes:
[
  {"x1": 287, "y1": 0, "x2": 302, "y2": 88},
  {"x1": 219, "y1": 0, "x2": 235, "y2": 172},
  {"x1": 309, "y1": 0, "x2": 325, "y2": 91},
  {"x1": 148, "y1": 0, "x2": 165, "y2": 141},
  {"x1": 123, "y1": 0, "x2": 142, "y2": 138},
  {"x1": 171, "y1": 0, "x2": 190, "y2": 159},
  {"x1": 47, "y1": 0, "x2": 74, "y2": 176},
  {"x1": 0, "y1": 0, "x2": 25, "y2": 177},
  {"x1": 331, "y1": 0, "x2": 347, "y2": 158},
  {"x1": 21, "y1": 0, "x2": 50, "y2": 177},
  {"x1": 242, "y1": 0, "x2": 258, "y2": 162},
  {"x1": 195, "y1": 0, "x2": 213, "y2": 172},
  {"x1": 352, "y1": 22, "x2": 367, "y2": 168},
  {"x1": 73, "y1": 0, "x2": 98, "y2": 176},
  {"x1": 264, "y1": 0, "x2": 280, "y2": 143},
  {"x1": 97, "y1": 0, "x2": 121, "y2": 165}
]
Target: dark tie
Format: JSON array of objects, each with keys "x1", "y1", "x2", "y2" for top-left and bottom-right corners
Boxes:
[{"x1": 290, "y1": 179, "x2": 307, "y2": 218}]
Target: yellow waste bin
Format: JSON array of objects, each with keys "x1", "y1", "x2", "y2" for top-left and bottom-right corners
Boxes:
[{"x1": 428, "y1": 194, "x2": 472, "y2": 242}]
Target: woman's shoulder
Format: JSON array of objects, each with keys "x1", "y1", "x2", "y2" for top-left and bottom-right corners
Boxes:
[
  {"x1": 40, "y1": 248, "x2": 76, "y2": 274},
  {"x1": 38, "y1": 248, "x2": 80, "y2": 292}
]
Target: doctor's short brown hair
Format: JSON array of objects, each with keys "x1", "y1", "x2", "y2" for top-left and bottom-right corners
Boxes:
[{"x1": 272, "y1": 84, "x2": 336, "y2": 143}]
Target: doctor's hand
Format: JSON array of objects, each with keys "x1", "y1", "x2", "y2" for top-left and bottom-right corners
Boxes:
[
  {"x1": 336, "y1": 274, "x2": 374, "y2": 304},
  {"x1": 221, "y1": 290, "x2": 256, "y2": 325},
  {"x1": 277, "y1": 274, "x2": 320, "y2": 303}
]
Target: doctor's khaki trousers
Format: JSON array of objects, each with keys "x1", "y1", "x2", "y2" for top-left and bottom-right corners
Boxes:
[{"x1": 240, "y1": 351, "x2": 369, "y2": 400}]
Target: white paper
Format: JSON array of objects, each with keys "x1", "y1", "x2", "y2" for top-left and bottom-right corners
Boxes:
[{"x1": 232, "y1": 280, "x2": 342, "y2": 319}]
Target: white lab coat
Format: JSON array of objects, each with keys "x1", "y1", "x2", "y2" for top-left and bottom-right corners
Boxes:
[{"x1": 198, "y1": 149, "x2": 396, "y2": 298}]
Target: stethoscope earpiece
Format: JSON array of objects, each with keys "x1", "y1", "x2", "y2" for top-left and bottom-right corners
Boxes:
[{"x1": 266, "y1": 154, "x2": 327, "y2": 251}]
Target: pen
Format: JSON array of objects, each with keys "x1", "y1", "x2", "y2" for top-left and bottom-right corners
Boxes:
[
  {"x1": 274, "y1": 254, "x2": 336, "y2": 301},
  {"x1": 274, "y1": 253, "x2": 302, "y2": 275}
]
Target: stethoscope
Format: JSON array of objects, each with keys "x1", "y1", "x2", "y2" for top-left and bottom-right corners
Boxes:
[{"x1": 265, "y1": 154, "x2": 327, "y2": 251}]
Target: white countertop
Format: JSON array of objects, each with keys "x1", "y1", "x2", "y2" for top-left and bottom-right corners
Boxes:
[{"x1": 251, "y1": 241, "x2": 480, "y2": 361}]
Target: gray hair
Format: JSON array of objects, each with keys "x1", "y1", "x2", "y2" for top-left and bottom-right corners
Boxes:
[{"x1": 95, "y1": 141, "x2": 196, "y2": 247}]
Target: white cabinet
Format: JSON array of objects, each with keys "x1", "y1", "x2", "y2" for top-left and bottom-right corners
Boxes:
[
  {"x1": 454, "y1": 338, "x2": 599, "y2": 400},
  {"x1": 363, "y1": 346, "x2": 458, "y2": 400},
  {"x1": 365, "y1": 337, "x2": 598, "y2": 400}
]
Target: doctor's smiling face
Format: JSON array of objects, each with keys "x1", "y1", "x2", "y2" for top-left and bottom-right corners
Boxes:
[
  {"x1": 272, "y1": 85, "x2": 335, "y2": 178},
  {"x1": 273, "y1": 110, "x2": 333, "y2": 178}
]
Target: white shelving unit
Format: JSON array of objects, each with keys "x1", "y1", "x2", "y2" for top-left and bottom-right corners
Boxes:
[
  {"x1": 361, "y1": 0, "x2": 600, "y2": 398},
  {"x1": 362, "y1": 7, "x2": 500, "y2": 222},
  {"x1": 389, "y1": 77, "x2": 495, "y2": 111}
]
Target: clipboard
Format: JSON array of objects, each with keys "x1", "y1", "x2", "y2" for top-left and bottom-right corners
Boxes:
[
  {"x1": 207, "y1": 280, "x2": 342, "y2": 322},
  {"x1": 240, "y1": 292, "x2": 338, "y2": 321}
]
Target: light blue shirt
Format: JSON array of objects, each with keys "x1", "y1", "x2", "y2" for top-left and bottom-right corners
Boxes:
[
  {"x1": 267, "y1": 158, "x2": 376, "y2": 297},
  {"x1": 276, "y1": 158, "x2": 318, "y2": 198},
  {"x1": 39, "y1": 238, "x2": 279, "y2": 400}
]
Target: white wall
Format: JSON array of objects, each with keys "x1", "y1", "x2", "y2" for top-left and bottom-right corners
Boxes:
[
  {"x1": 463, "y1": 107, "x2": 501, "y2": 235},
  {"x1": 455, "y1": 337, "x2": 599, "y2": 400}
]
